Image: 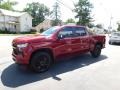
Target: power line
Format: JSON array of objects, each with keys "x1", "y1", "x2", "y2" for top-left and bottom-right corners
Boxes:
[{"x1": 56, "y1": 0, "x2": 73, "y2": 12}]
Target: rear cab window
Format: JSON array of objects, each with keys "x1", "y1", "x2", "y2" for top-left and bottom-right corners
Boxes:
[{"x1": 73, "y1": 27, "x2": 87, "y2": 37}]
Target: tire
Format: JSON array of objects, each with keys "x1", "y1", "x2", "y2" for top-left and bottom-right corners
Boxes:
[
  {"x1": 109, "y1": 41, "x2": 113, "y2": 45},
  {"x1": 90, "y1": 44, "x2": 102, "y2": 58},
  {"x1": 30, "y1": 52, "x2": 52, "y2": 73}
]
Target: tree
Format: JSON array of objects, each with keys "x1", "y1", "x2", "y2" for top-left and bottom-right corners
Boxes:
[
  {"x1": 96, "y1": 24, "x2": 103, "y2": 29},
  {"x1": 74, "y1": 0, "x2": 93, "y2": 26},
  {"x1": 65, "y1": 18, "x2": 75, "y2": 24},
  {"x1": 51, "y1": 2, "x2": 61, "y2": 26},
  {"x1": 88, "y1": 23, "x2": 95, "y2": 28},
  {"x1": 117, "y1": 23, "x2": 120, "y2": 31},
  {"x1": 24, "y1": 2, "x2": 49, "y2": 26},
  {"x1": 0, "y1": 0, "x2": 18, "y2": 10}
]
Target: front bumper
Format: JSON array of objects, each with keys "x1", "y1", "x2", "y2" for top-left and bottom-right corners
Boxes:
[
  {"x1": 110, "y1": 40, "x2": 120, "y2": 43},
  {"x1": 12, "y1": 52, "x2": 29, "y2": 64},
  {"x1": 12, "y1": 42, "x2": 32, "y2": 65}
]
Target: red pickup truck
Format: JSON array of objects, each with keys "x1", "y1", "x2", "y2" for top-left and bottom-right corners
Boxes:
[{"x1": 12, "y1": 25, "x2": 106, "y2": 72}]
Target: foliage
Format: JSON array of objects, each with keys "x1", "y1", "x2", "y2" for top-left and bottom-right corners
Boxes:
[
  {"x1": 51, "y1": 2, "x2": 61, "y2": 26},
  {"x1": 0, "y1": 30, "x2": 16, "y2": 34},
  {"x1": 117, "y1": 23, "x2": 120, "y2": 31},
  {"x1": 24, "y1": 2, "x2": 50, "y2": 26},
  {"x1": 0, "y1": 29, "x2": 36, "y2": 34},
  {"x1": 74, "y1": 0, "x2": 93, "y2": 26},
  {"x1": 20, "y1": 31, "x2": 36, "y2": 34},
  {"x1": 52, "y1": 19, "x2": 62, "y2": 26},
  {"x1": 30, "y1": 29, "x2": 37, "y2": 33},
  {"x1": 0, "y1": 0, "x2": 18, "y2": 10},
  {"x1": 88, "y1": 23, "x2": 95, "y2": 28},
  {"x1": 65, "y1": 18, "x2": 75, "y2": 24},
  {"x1": 40, "y1": 28, "x2": 44, "y2": 33},
  {"x1": 96, "y1": 24, "x2": 103, "y2": 29}
]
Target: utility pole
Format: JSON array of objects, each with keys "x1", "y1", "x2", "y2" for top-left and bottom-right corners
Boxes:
[
  {"x1": 108, "y1": 15, "x2": 113, "y2": 35},
  {"x1": 51, "y1": 0, "x2": 61, "y2": 26},
  {"x1": 55, "y1": 2, "x2": 58, "y2": 20}
]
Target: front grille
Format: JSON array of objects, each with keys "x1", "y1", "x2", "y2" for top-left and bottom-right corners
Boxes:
[
  {"x1": 12, "y1": 43, "x2": 19, "y2": 55},
  {"x1": 12, "y1": 43, "x2": 17, "y2": 47},
  {"x1": 13, "y1": 48, "x2": 19, "y2": 55}
]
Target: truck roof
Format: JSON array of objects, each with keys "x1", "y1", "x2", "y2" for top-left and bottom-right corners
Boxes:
[{"x1": 56, "y1": 25, "x2": 86, "y2": 28}]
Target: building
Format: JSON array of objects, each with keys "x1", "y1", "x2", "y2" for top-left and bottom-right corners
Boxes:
[
  {"x1": 0, "y1": 9, "x2": 33, "y2": 33},
  {"x1": 33, "y1": 19, "x2": 52, "y2": 32}
]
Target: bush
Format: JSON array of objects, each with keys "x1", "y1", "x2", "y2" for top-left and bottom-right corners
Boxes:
[
  {"x1": 0, "y1": 30, "x2": 16, "y2": 34},
  {"x1": 0, "y1": 29, "x2": 37, "y2": 34},
  {"x1": 20, "y1": 29, "x2": 37, "y2": 34},
  {"x1": 30, "y1": 29, "x2": 37, "y2": 33},
  {"x1": 40, "y1": 28, "x2": 44, "y2": 33},
  {"x1": 0, "y1": 30, "x2": 6, "y2": 34},
  {"x1": 20, "y1": 31, "x2": 36, "y2": 34}
]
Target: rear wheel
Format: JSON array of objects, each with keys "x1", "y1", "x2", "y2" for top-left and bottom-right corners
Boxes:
[
  {"x1": 30, "y1": 52, "x2": 52, "y2": 73},
  {"x1": 90, "y1": 44, "x2": 102, "y2": 58},
  {"x1": 109, "y1": 41, "x2": 113, "y2": 45}
]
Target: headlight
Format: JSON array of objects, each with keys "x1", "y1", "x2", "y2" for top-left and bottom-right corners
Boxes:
[{"x1": 17, "y1": 43, "x2": 28, "y2": 48}]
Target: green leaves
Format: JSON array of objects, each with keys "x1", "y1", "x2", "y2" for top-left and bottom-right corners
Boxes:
[
  {"x1": 74, "y1": 0, "x2": 93, "y2": 26},
  {"x1": 0, "y1": 0, "x2": 18, "y2": 10},
  {"x1": 24, "y1": 2, "x2": 50, "y2": 27},
  {"x1": 65, "y1": 18, "x2": 75, "y2": 24},
  {"x1": 117, "y1": 23, "x2": 120, "y2": 31}
]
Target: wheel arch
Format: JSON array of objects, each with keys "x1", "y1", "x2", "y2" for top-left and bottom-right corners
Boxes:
[
  {"x1": 95, "y1": 42, "x2": 103, "y2": 48},
  {"x1": 30, "y1": 48, "x2": 55, "y2": 64}
]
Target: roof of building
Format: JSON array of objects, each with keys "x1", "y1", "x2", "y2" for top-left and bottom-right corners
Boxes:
[{"x1": 0, "y1": 9, "x2": 27, "y2": 17}]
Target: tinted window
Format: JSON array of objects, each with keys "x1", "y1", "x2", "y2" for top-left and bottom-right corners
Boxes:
[
  {"x1": 112, "y1": 32, "x2": 120, "y2": 36},
  {"x1": 58, "y1": 27, "x2": 74, "y2": 38},
  {"x1": 74, "y1": 27, "x2": 87, "y2": 36}
]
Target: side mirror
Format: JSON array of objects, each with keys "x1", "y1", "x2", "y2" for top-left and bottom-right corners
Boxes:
[{"x1": 58, "y1": 34, "x2": 64, "y2": 40}]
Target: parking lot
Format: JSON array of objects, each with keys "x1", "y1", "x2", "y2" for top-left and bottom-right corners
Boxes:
[{"x1": 0, "y1": 35, "x2": 120, "y2": 90}]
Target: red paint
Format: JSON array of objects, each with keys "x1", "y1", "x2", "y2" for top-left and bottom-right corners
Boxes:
[{"x1": 12, "y1": 25, "x2": 106, "y2": 65}]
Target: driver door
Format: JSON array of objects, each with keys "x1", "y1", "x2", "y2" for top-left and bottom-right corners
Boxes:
[{"x1": 54, "y1": 26, "x2": 74, "y2": 58}]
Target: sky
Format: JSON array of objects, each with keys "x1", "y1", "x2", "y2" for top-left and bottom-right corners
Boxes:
[{"x1": 11, "y1": 0, "x2": 120, "y2": 29}]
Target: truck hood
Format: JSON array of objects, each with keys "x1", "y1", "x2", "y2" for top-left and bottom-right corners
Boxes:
[{"x1": 13, "y1": 34, "x2": 52, "y2": 44}]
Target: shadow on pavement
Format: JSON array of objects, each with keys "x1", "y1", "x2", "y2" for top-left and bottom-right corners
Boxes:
[{"x1": 1, "y1": 54, "x2": 108, "y2": 88}]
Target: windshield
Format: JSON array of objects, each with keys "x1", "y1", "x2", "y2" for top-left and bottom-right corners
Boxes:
[
  {"x1": 112, "y1": 32, "x2": 120, "y2": 36},
  {"x1": 41, "y1": 26, "x2": 60, "y2": 36}
]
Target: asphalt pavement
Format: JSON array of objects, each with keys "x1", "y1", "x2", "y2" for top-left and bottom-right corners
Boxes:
[{"x1": 0, "y1": 35, "x2": 120, "y2": 90}]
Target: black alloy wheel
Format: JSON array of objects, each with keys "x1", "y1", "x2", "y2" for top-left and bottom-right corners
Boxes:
[
  {"x1": 30, "y1": 52, "x2": 52, "y2": 73},
  {"x1": 91, "y1": 44, "x2": 102, "y2": 58}
]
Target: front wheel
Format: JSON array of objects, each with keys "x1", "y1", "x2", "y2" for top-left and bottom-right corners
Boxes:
[
  {"x1": 90, "y1": 44, "x2": 102, "y2": 58},
  {"x1": 30, "y1": 52, "x2": 52, "y2": 73}
]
